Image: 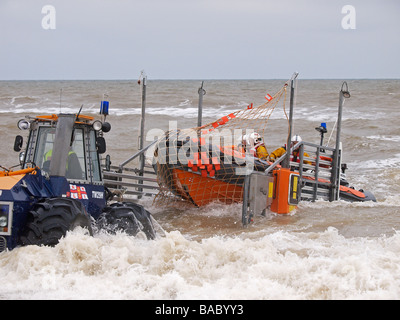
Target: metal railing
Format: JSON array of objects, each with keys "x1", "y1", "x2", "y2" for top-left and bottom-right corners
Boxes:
[
  {"x1": 102, "y1": 164, "x2": 159, "y2": 199},
  {"x1": 102, "y1": 140, "x2": 160, "y2": 200},
  {"x1": 283, "y1": 141, "x2": 340, "y2": 202},
  {"x1": 241, "y1": 140, "x2": 341, "y2": 226}
]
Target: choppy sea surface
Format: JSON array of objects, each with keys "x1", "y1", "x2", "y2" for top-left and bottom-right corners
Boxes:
[{"x1": 0, "y1": 79, "x2": 400, "y2": 299}]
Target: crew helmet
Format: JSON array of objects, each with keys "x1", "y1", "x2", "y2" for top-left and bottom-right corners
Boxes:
[
  {"x1": 291, "y1": 135, "x2": 302, "y2": 143},
  {"x1": 291, "y1": 135, "x2": 302, "y2": 148},
  {"x1": 248, "y1": 132, "x2": 263, "y2": 146},
  {"x1": 239, "y1": 132, "x2": 264, "y2": 148}
]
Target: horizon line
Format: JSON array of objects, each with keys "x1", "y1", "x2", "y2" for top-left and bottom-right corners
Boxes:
[{"x1": 1, "y1": 77, "x2": 399, "y2": 81}]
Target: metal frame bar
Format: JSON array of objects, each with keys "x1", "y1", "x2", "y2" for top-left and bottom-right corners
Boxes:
[{"x1": 283, "y1": 72, "x2": 299, "y2": 168}]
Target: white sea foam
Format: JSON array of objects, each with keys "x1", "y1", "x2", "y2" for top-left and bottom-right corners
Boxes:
[
  {"x1": 1, "y1": 227, "x2": 399, "y2": 300},
  {"x1": 366, "y1": 135, "x2": 400, "y2": 143},
  {"x1": 350, "y1": 154, "x2": 400, "y2": 169}
]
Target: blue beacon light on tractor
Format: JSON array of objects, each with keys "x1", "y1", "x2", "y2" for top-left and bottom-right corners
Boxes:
[
  {"x1": 98, "y1": 96, "x2": 111, "y2": 133},
  {"x1": 100, "y1": 93, "x2": 109, "y2": 117},
  {"x1": 100, "y1": 100, "x2": 109, "y2": 116}
]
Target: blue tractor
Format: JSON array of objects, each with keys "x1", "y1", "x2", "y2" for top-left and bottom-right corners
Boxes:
[{"x1": 0, "y1": 112, "x2": 156, "y2": 252}]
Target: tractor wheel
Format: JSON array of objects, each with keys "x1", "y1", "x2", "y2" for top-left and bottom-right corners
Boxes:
[
  {"x1": 19, "y1": 198, "x2": 93, "y2": 247},
  {"x1": 97, "y1": 202, "x2": 156, "y2": 240}
]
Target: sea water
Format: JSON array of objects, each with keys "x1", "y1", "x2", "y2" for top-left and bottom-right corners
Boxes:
[{"x1": 0, "y1": 79, "x2": 400, "y2": 299}]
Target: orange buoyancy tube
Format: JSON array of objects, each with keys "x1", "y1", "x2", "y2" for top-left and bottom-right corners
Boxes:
[{"x1": 339, "y1": 185, "x2": 366, "y2": 199}]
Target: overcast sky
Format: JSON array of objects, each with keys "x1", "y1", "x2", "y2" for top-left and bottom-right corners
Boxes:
[{"x1": 0, "y1": 0, "x2": 399, "y2": 80}]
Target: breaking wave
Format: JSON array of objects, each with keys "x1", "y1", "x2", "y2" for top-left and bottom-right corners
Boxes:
[{"x1": 1, "y1": 227, "x2": 400, "y2": 300}]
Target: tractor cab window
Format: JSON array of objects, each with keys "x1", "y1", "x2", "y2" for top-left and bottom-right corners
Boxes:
[
  {"x1": 34, "y1": 126, "x2": 86, "y2": 180},
  {"x1": 67, "y1": 129, "x2": 86, "y2": 180},
  {"x1": 34, "y1": 127, "x2": 56, "y2": 172},
  {"x1": 88, "y1": 129, "x2": 102, "y2": 182}
]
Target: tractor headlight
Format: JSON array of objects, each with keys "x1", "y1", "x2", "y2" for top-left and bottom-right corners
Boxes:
[
  {"x1": 0, "y1": 202, "x2": 13, "y2": 235},
  {"x1": 92, "y1": 120, "x2": 103, "y2": 131},
  {"x1": 92, "y1": 120, "x2": 111, "y2": 133},
  {"x1": 17, "y1": 119, "x2": 30, "y2": 130},
  {"x1": 0, "y1": 216, "x2": 7, "y2": 228}
]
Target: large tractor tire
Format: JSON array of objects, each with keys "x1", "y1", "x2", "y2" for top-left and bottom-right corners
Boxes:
[
  {"x1": 19, "y1": 197, "x2": 93, "y2": 247},
  {"x1": 97, "y1": 202, "x2": 156, "y2": 240}
]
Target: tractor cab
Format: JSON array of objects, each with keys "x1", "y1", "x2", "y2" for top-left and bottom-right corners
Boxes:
[
  {"x1": 10, "y1": 113, "x2": 112, "y2": 222},
  {"x1": 15, "y1": 113, "x2": 108, "y2": 184}
]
